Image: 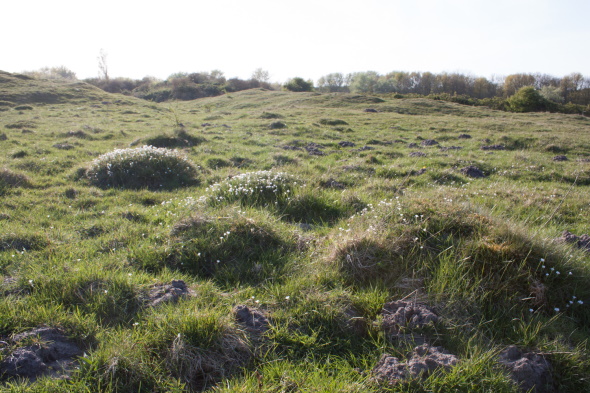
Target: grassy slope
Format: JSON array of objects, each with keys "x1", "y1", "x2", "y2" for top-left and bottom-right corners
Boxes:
[{"x1": 0, "y1": 72, "x2": 589, "y2": 392}]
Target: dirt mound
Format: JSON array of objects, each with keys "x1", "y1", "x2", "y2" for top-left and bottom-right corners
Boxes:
[
  {"x1": 558, "y1": 231, "x2": 590, "y2": 252},
  {"x1": 481, "y1": 144, "x2": 506, "y2": 151},
  {"x1": 409, "y1": 151, "x2": 427, "y2": 157},
  {"x1": 421, "y1": 139, "x2": 439, "y2": 146},
  {"x1": 381, "y1": 300, "x2": 439, "y2": 336},
  {"x1": 552, "y1": 155, "x2": 568, "y2": 161},
  {"x1": 499, "y1": 345, "x2": 554, "y2": 393},
  {"x1": 148, "y1": 280, "x2": 194, "y2": 307},
  {"x1": 0, "y1": 327, "x2": 83, "y2": 381},
  {"x1": 460, "y1": 165, "x2": 486, "y2": 178},
  {"x1": 458, "y1": 133, "x2": 472, "y2": 139},
  {"x1": 372, "y1": 345, "x2": 458, "y2": 385},
  {"x1": 233, "y1": 305, "x2": 269, "y2": 333},
  {"x1": 339, "y1": 141, "x2": 356, "y2": 148},
  {"x1": 305, "y1": 143, "x2": 326, "y2": 156}
]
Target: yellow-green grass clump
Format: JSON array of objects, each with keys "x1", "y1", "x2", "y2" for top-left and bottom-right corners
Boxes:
[{"x1": 85, "y1": 145, "x2": 200, "y2": 190}]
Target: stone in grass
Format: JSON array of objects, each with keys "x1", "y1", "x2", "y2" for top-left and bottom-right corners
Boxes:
[
  {"x1": 233, "y1": 305, "x2": 270, "y2": 333},
  {"x1": 381, "y1": 300, "x2": 439, "y2": 336},
  {"x1": 0, "y1": 327, "x2": 83, "y2": 381},
  {"x1": 498, "y1": 346, "x2": 554, "y2": 393},
  {"x1": 148, "y1": 280, "x2": 194, "y2": 307},
  {"x1": 460, "y1": 165, "x2": 486, "y2": 178},
  {"x1": 552, "y1": 155, "x2": 568, "y2": 161},
  {"x1": 372, "y1": 345, "x2": 458, "y2": 385}
]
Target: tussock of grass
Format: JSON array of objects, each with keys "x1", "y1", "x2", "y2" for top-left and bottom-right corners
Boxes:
[
  {"x1": 84, "y1": 145, "x2": 200, "y2": 190},
  {"x1": 142, "y1": 129, "x2": 206, "y2": 148}
]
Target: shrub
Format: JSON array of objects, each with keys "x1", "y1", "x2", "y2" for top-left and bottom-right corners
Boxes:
[
  {"x1": 284, "y1": 77, "x2": 314, "y2": 92},
  {"x1": 507, "y1": 86, "x2": 553, "y2": 113},
  {"x1": 85, "y1": 145, "x2": 200, "y2": 190}
]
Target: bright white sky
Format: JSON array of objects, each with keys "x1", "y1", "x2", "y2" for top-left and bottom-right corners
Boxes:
[{"x1": 2, "y1": 0, "x2": 589, "y2": 84}]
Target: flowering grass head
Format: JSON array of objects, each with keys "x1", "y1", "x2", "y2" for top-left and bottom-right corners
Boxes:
[{"x1": 85, "y1": 145, "x2": 200, "y2": 190}]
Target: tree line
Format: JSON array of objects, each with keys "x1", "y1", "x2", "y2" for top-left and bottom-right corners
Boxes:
[{"x1": 20, "y1": 66, "x2": 590, "y2": 114}]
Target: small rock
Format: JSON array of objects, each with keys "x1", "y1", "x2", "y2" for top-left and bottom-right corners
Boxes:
[
  {"x1": 499, "y1": 346, "x2": 554, "y2": 393},
  {"x1": 460, "y1": 165, "x2": 486, "y2": 178}
]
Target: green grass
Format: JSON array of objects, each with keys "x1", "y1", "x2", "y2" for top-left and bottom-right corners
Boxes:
[{"x1": 0, "y1": 71, "x2": 589, "y2": 391}]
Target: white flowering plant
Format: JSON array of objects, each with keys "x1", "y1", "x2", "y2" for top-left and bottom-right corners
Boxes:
[
  {"x1": 86, "y1": 145, "x2": 200, "y2": 190},
  {"x1": 204, "y1": 170, "x2": 297, "y2": 207}
]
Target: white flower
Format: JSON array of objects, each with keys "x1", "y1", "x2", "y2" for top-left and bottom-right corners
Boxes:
[
  {"x1": 578, "y1": 300, "x2": 584, "y2": 305},
  {"x1": 540, "y1": 258, "x2": 545, "y2": 262},
  {"x1": 554, "y1": 307, "x2": 560, "y2": 312},
  {"x1": 285, "y1": 296, "x2": 290, "y2": 300}
]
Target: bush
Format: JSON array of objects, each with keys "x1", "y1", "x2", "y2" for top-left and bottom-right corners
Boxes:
[
  {"x1": 284, "y1": 77, "x2": 314, "y2": 92},
  {"x1": 507, "y1": 86, "x2": 553, "y2": 113},
  {"x1": 85, "y1": 145, "x2": 200, "y2": 190}
]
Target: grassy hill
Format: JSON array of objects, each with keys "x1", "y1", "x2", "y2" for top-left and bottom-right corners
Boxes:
[{"x1": 1, "y1": 72, "x2": 589, "y2": 392}]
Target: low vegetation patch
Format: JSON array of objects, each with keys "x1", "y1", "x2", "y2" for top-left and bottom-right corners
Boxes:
[{"x1": 84, "y1": 145, "x2": 200, "y2": 190}]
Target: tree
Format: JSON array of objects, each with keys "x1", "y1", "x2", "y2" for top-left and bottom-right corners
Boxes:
[
  {"x1": 283, "y1": 77, "x2": 313, "y2": 92},
  {"x1": 503, "y1": 73, "x2": 535, "y2": 97},
  {"x1": 317, "y1": 73, "x2": 348, "y2": 92},
  {"x1": 349, "y1": 71, "x2": 380, "y2": 94},
  {"x1": 97, "y1": 49, "x2": 109, "y2": 82},
  {"x1": 251, "y1": 68, "x2": 270, "y2": 84}
]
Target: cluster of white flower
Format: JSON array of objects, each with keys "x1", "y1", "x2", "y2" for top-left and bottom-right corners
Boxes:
[
  {"x1": 203, "y1": 170, "x2": 298, "y2": 206},
  {"x1": 538, "y1": 258, "x2": 585, "y2": 313},
  {"x1": 87, "y1": 145, "x2": 197, "y2": 187}
]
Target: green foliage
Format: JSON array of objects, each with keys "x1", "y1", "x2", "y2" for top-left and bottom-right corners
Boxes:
[
  {"x1": 84, "y1": 145, "x2": 200, "y2": 190},
  {"x1": 284, "y1": 77, "x2": 314, "y2": 92},
  {"x1": 506, "y1": 86, "x2": 552, "y2": 112}
]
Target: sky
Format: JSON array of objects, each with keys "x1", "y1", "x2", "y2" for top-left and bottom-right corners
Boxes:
[{"x1": 2, "y1": 0, "x2": 589, "y2": 84}]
